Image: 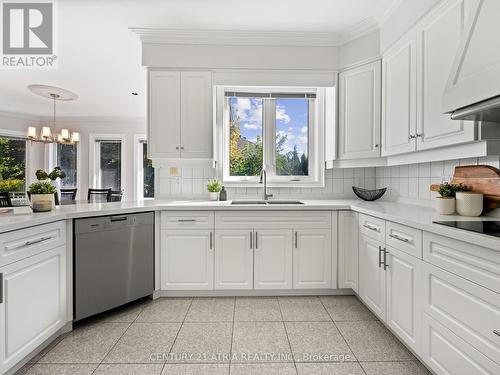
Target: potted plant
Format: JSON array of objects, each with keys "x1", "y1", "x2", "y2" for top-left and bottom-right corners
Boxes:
[
  {"x1": 207, "y1": 179, "x2": 222, "y2": 201},
  {"x1": 436, "y1": 182, "x2": 467, "y2": 215},
  {"x1": 36, "y1": 167, "x2": 66, "y2": 199},
  {"x1": 28, "y1": 181, "x2": 57, "y2": 212}
]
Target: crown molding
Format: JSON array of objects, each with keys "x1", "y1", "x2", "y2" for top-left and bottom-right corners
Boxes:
[
  {"x1": 336, "y1": 17, "x2": 379, "y2": 45},
  {"x1": 375, "y1": 0, "x2": 405, "y2": 26}
]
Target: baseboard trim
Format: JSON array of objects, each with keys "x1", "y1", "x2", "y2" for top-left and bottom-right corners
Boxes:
[{"x1": 154, "y1": 288, "x2": 354, "y2": 298}]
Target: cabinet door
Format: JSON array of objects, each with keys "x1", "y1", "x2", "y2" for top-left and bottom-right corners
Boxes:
[
  {"x1": 359, "y1": 235, "x2": 386, "y2": 320},
  {"x1": 382, "y1": 31, "x2": 417, "y2": 156},
  {"x1": 338, "y1": 61, "x2": 382, "y2": 160},
  {"x1": 386, "y1": 246, "x2": 422, "y2": 355},
  {"x1": 148, "y1": 71, "x2": 181, "y2": 158},
  {"x1": 293, "y1": 229, "x2": 332, "y2": 289},
  {"x1": 0, "y1": 247, "x2": 66, "y2": 374},
  {"x1": 215, "y1": 230, "x2": 253, "y2": 289},
  {"x1": 338, "y1": 211, "x2": 359, "y2": 292},
  {"x1": 416, "y1": 0, "x2": 474, "y2": 151},
  {"x1": 180, "y1": 71, "x2": 213, "y2": 159},
  {"x1": 161, "y1": 230, "x2": 213, "y2": 290},
  {"x1": 254, "y1": 229, "x2": 292, "y2": 289}
]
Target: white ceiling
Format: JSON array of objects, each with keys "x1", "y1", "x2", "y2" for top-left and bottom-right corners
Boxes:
[{"x1": 0, "y1": 0, "x2": 401, "y2": 118}]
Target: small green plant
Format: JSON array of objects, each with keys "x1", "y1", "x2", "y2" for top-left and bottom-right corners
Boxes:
[
  {"x1": 438, "y1": 182, "x2": 468, "y2": 198},
  {"x1": 36, "y1": 167, "x2": 66, "y2": 181},
  {"x1": 0, "y1": 178, "x2": 24, "y2": 192},
  {"x1": 207, "y1": 179, "x2": 222, "y2": 193},
  {"x1": 28, "y1": 181, "x2": 57, "y2": 195}
]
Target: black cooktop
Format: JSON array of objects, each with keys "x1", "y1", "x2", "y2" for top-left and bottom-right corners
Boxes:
[{"x1": 433, "y1": 220, "x2": 500, "y2": 239}]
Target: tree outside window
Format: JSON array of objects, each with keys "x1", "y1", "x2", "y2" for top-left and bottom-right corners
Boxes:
[{"x1": 0, "y1": 137, "x2": 26, "y2": 194}]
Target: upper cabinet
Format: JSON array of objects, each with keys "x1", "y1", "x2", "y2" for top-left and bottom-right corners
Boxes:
[
  {"x1": 382, "y1": 0, "x2": 476, "y2": 157},
  {"x1": 148, "y1": 70, "x2": 213, "y2": 160},
  {"x1": 338, "y1": 61, "x2": 382, "y2": 160}
]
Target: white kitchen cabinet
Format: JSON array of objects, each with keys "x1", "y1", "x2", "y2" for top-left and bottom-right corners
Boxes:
[
  {"x1": 382, "y1": 30, "x2": 417, "y2": 157},
  {"x1": 293, "y1": 229, "x2": 332, "y2": 289},
  {"x1": 416, "y1": 0, "x2": 474, "y2": 150},
  {"x1": 254, "y1": 229, "x2": 293, "y2": 289},
  {"x1": 338, "y1": 61, "x2": 381, "y2": 160},
  {"x1": 161, "y1": 229, "x2": 213, "y2": 290},
  {"x1": 0, "y1": 246, "x2": 66, "y2": 374},
  {"x1": 338, "y1": 211, "x2": 358, "y2": 292},
  {"x1": 148, "y1": 71, "x2": 181, "y2": 159},
  {"x1": 358, "y1": 234, "x2": 386, "y2": 320},
  {"x1": 386, "y1": 246, "x2": 422, "y2": 354},
  {"x1": 215, "y1": 230, "x2": 253, "y2": 289},
  {"x1": 148, "y1": 70, "x2": 212, "y2": 160}
]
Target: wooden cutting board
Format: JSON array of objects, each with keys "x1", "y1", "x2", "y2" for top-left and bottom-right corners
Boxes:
[{"x1": 430, "y1": 165, "x2": 500, "y2": 212}]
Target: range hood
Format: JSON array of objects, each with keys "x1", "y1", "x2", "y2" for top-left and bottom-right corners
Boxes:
[{"x1": 443, "y1": 0, "x2": 500, "y2": 122}]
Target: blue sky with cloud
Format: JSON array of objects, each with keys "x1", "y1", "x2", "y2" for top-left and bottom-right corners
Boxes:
[{"x1": 230, "y1": 97, "x2": 308, "y2": 156}]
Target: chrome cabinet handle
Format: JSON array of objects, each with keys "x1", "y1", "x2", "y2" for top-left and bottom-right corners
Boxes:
[
  {"x1": 363, "y1": 224, "x2": 379, "y2": 232},
  {"x1": 383, "y1": 248, "x2": 390, "y2": 270},
  {"x1": 409, "y1": 134, "x2": 416, "y2": 140},
  {"x1": 378, "y1": 246, "x2": 383, "y2": 268},
  {"x1": 250, "y1": 232, "x2": 253, "y2": 249},
  {"x1": 0, "y1": 273, "x2": 3, "y2": 304},
  {"x1": 175, "y1": 146, "x2": 179, "y2": 150},
  {"x1": 493, "y1": 330, "x2": 500, "y2": 337},
  {"x1": 13, "y1": 236, "x2": 53, "y2": 249},
  {"x1": 180, "y1": 146, "x2": 185, "y2": 150},
  {"x1": 294, "y1": 231, "x2": 298, "y2": 249},
  {"x1": 416, "y1": 133, "x2": 423, "y2": 138},
  {"x1": 389, "y1": 234, "x2": 410, "y2": 243},
  {"x1": 255, "y1": 232, "x2": 258, "y2": 249},
  {"x1": 209, "y1": 231, "x2": 213, "y2": 249},
  {"x1": 374, "y1": 144, "x2": 379, "y2": 148},
  {"x1": 178, "y1": 219, "x2": 196, "y2": 222}
]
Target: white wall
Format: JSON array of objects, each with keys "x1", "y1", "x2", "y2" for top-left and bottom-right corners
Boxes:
[{"x1": 338, "y1": 30, "x2": 380, "y2": 68}]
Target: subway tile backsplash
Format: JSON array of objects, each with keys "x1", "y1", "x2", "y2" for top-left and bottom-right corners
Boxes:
[{"x1": 156, "y1": 156, "x2": 500, "y2": 205}]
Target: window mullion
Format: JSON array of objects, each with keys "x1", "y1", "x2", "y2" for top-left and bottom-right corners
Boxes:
[{"x1": 263, "y1": 98, "x2": 276, "y2": 178}]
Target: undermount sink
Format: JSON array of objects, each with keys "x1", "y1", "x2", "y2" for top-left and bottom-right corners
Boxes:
[{"x1": 230, "y1": 200, "x2": 304, "y2": 205}]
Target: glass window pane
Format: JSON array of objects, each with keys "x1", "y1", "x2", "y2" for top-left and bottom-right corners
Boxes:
[
  {"x1": 0, "y1": 137, "x2": 26, "y2": 194},
  {"x1": 99, "y1": 141, "x2": 121, "y2": 190},
  {"x1": 142, "y1": 142, "x2": 154, "y2": 198},
  {"x1": 228, "y1": 97, "x2": 263, "y2": 176},
  {"x1": 275, "y1": 98, "x2": 309, "y2": 176},
  {"x1": 57, "y1": 143, "x2": 77, "y2": 187}
]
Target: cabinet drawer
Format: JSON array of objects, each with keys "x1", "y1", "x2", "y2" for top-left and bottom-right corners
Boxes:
[
  {"x1": 423, "y1": 232, "x2": 500, "y2": 293},
  {"x1": 359, "y1": 214, "x2": 385, "y2": 242},
  {"x1": 423, "y1": 262, "x2": 500, "y2": 365},
  {"x1": 215, "y1": 211, "x2": 332, "y2": 229},
  {"x1": 422, "y1": 313, "x2": 500, "y2": 375},
  {"x1": 161, "y1": 211, "x2": 214, "y2": 229},
  {"x1": 386, "y1": 221, "x2": 422, "y2": 259},
  {"x1": 0, "y1": 221, "x2": 66, "y2": 267}
]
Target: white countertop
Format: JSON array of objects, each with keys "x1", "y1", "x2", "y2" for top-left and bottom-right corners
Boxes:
[{"x1": 1, "y1": 199, "x2": 499, "y2": 250}]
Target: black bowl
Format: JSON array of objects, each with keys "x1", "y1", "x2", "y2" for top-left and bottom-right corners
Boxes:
[{"x1": 352, "y1": 186, "x2": 386, "y2": 201}]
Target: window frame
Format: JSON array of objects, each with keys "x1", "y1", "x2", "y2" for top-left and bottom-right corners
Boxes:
[
  {"x1": 215, "y1": 86, "x2": 325, "y2": 187},
  {"x1": 89, "y1": 133, "x2": 126, "y2": 193},
  {"x1": 133, "y1": 134, "x2": 156, "y2": 200},
  {"x1": 47, "y1": 142, "x2": 81, "y2": 196},
  {"x1": 0, "y1": 128, "x2": 30, "y2": 199}
]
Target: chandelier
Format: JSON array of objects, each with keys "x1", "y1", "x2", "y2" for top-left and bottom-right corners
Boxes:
[{"x1": 27, "y1": 85, "x2": 80, "y2": 144}]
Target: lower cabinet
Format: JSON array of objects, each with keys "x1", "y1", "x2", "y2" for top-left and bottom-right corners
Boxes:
[
  {"x1": 359, "y1": 234, "x2": 386, "y2": 320},
  {"x1": 254, "y1": 229, "x2": 293, "y2": 289},
  {"x1": 0, "y1": 246, "x2": 66, "y2": 374},
  {"x1": 161, "y1": 229, "x2": 214, "y2": 290},
  {"x1": 293, "y1": 229, "x2": 332, "y2": 289},
  {"x1": 215, "y1": 230, "x2": 253, "y2": 289},
  {"x1": 338, "y1": 211, "x2": 359, "y2": 292},
  {"x1": 386, "y1": 246, "x2": 422, "y2": 354}
]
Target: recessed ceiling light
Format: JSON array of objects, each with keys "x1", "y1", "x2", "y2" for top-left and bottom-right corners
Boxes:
[{"x1": 131, "y1": 92, "x2": 138, "y2": 96}]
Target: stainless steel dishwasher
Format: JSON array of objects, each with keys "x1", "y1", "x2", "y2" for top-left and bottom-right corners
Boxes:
[{"x1": 73, "y1": 212, "x2": 154, "y2": 321}]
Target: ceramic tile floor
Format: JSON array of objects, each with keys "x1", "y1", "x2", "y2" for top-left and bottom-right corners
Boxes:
[{"x1": 16, "y1": 296, "x2": 431, "y2": 375}]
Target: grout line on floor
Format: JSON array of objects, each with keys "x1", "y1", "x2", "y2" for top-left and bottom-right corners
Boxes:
[
  {"x1": 278, "y1": 296, "x2": 300, "y2": 375},
  {"x1": 227, "y1": 297, "x2": 236, "y2": 375}
]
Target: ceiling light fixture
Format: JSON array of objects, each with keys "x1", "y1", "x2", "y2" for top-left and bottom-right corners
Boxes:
[{"x1": 27, "y1": 84, "x2": 80, "y2": 144}]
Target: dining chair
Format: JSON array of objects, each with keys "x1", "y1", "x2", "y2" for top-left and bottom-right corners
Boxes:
[
  {"x1": 0, "y1": 192, "x2": 13, "y2": 207},
  {"x1": 60, "y1": 188, "x2": 78, "y2": 201},
  {"x1": 87, "y1": 188, "x2": 111, "y2": 203},
  {"x1": 108, "y1": 190, "x2": 123, "y2": 202}
]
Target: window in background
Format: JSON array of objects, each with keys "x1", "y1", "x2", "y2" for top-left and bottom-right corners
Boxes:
[
  {"x1": 0, "y1": 135, "x2": 27, "y2": 197},
  {"x1": 142, "y1": 142, "x2": 154, "y2": 198},
  {"x1": 98, "y1": 140, "x2": 122, "y2": 191},
  {"x1": 56, "y1": 143, "x2": 77, "y2": 187}
]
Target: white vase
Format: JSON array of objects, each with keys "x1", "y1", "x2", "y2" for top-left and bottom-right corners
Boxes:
[
  {"x1": 436, "y1": 197, "x2": 455, "y2": 215},
  {"x1": 30, "y1": 194, "x2": 54, "y2": 212},
  {"x1": 209, "y1": 192, "x2": 219, "y2": 201},
  {"x1": 456, "y1": 192, "x2": 483, "y2": 217}
]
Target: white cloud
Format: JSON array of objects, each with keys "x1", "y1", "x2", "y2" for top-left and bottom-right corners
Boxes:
[
  {"x1": 288, "y1": 127, "x2": 294, "y2": 131},
  {"x1": 301, "y1": 126, "x2": 308, "y2": 133},
  {"x1": 276, "y1": 105, "x2": 291, "y2": 124},
  {"x1": 297, "y1": 136, "x2": 308, "y2": 144},
  {"x1": 243, "y1": 123, "x2": 262, "y2": 130}
]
